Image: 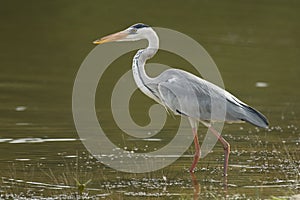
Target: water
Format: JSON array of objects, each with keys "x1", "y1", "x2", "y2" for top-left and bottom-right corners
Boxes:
[{"x1": 0, "y1": 1, "x2": 300, "y2": 199}]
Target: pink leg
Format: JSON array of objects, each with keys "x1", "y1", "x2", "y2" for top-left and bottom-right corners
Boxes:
[
  {"x1": 209, "y1": 127, "x2": 230, "y2": 177},
  {"x1": 189, "y1": 127, "x2": 201, "y2": 172},
  {"x1": 190, "y1": 172, "x2": 200, "y2": 199}
]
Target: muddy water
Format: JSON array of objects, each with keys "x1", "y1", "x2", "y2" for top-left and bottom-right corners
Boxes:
[{"x1": 0, "y1": 1, "x2": 299, "y2": 199}]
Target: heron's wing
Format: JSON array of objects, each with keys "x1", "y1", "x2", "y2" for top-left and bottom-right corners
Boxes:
[
  {"x1": 156, "y1": 69, "x2": 221, "y2": 121},
  {"x1": 156, "y1": 69, "x2": 268, "y2": 127}
]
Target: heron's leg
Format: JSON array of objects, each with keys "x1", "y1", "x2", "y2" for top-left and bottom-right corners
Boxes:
[
  {"x1": 190, "y1": 172, "x2": 200, "y2": 199},
  {"x1": 189, "y1": 127, "x2": 201, "y2": 172},
  {"x1": 189, "y1": 118, "x2": 200, "y2": 172},
  {"x1": 209, "y1": 126, "x2": 230, "y2": 176}
]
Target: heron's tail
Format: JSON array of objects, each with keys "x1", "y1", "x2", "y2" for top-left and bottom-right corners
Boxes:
[
  {"x1": 240, "y1": 105, "x2": 269, "y2": 128},
  {"x1": 226, "y1": 98, "x2": 269, "y2": 128}
]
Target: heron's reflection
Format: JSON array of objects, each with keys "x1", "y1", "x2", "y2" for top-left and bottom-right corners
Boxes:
[{"x1": 190, "y1": 172, "x2": 228, "y2": 199}]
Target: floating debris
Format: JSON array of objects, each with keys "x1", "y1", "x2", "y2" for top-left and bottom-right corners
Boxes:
[
  {"x1": 255, "y1": 82, "x2": 269, "y2": 88},
  {"x1": 0, "y1": 138, "x2": 13, "y2": 143},
  {"x1": 127, "y1": 138, "x2": 162, "y2": 141},
  {"x1": 15, "y1": 106, "x2": 27, "y2": 111},
  {"x1": 9, "y1": 138, "x2": 77, "y2": 144},
  {"x1": 64, "y1": 155, "x2": 78, "y2": 158},
  {"x1": 15, "y1": 158, "x2": 30, "y2": 161},
  {"x1": 162, "y1": 176, "x2": 167, "y2": 181},
  {"x1": 15, "y1": 122, "x2": 31, "y2": 126}
]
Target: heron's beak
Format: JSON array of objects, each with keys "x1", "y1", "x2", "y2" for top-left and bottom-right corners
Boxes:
[{"x1": 93, "y1": 31, "x2": 128, "y2": 45}]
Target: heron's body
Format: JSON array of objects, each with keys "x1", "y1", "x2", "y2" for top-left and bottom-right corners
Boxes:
[
  {"x1": 137, "y1": 67, "x2": 268, "y2": 127},
  {"x1": 93, "y1": 23, "x2": 269, "y2": 175}
]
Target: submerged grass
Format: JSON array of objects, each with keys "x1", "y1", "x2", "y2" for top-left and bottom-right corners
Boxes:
[{"x1": 0, "y1": 129, "x2": 299, "y2": 199}]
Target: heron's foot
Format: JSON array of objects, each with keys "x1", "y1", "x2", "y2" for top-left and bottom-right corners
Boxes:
[
  {"x1": 208, "y1": 126, "x2": 231, "y2": 177},
  {"x1": 189, "y1": 166, "x2": 197, "y2": 173},
  {"x1": 223, "y1": 143, "x2": 230, "y2": 177},
  {"x1": 190, "y1": 171, "x2": 200, "y2": 199},
  {"x1": 185, "y1": 166, "x2": 197, "y2": 173}
]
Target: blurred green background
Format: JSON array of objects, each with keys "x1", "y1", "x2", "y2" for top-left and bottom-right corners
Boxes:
[{"x1": 0, "y1": 0, "x2": 299, "y2": 199}]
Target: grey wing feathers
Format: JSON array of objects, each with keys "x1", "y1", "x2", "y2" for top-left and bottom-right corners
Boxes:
[
  {"x1": 156, "y1": 69, "x2": 224, "y2": 121},
  {"x1": 225, "y1": 95, "x2": 269, "y2": 128},
  {"x1": 155, "y1": 69, "x2": 269, "y2": 128}
]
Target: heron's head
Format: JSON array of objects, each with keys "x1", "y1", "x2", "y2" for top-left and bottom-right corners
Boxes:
[{"x1": 93, "y1": 23, "x2": 151, "y2": 44}]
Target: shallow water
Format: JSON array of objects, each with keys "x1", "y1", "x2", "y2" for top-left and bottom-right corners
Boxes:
[{"x1": 0, "y1": 0, "x2": 300, "y2": 199}]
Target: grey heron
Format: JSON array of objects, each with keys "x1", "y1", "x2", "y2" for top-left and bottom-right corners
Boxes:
[{"x1": 93, "y1": 23, "x2": 269, "y2": 176}]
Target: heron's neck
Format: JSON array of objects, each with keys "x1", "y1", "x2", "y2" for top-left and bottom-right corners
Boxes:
[{"x1": 132, "y1": 29, "x2": 159, "y2": 98}]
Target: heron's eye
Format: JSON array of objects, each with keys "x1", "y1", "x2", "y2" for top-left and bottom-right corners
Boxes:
[{"x1": 130, "y1": 28, "x2": 137, "y2": 34}]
